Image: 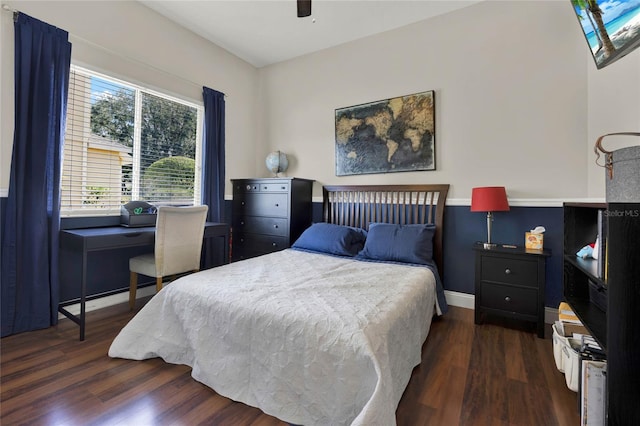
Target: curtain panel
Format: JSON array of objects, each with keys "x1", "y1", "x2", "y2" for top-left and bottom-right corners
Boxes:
[
  {"x1": 202, "y1": 87, "x2": 226, "y2": 223},
  {"x1": 201, "y1": 87, "x2": 226, "y2": 266},
  {"x1": 1, "y1": 13, "x2": 71, "y2": 337}
]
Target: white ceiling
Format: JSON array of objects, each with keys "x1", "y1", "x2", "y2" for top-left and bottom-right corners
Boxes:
[{"x1": 139, "y1": 0, "x2": 483, "y2": 68}]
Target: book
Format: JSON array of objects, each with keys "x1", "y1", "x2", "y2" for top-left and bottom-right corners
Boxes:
[
  {"x1": 581, "y1": 360, "x2": 607, "y2": 425},
  {"x1": 557, "y1": 302, "x2": 589, "y2": 337},
  {"x1": 596, "y1": 209, "x2": 607, "y2": 280},
  {"x1": 559, "y1": 302, "x2": 582, "y2": 324}
]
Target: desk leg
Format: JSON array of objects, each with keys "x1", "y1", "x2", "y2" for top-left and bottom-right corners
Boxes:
[
  {"x1": 224, "y1": 230, "x2": 230, "y2": 264},
  {"x1": 79, "y1": 243, "x2": 87, "y2": 341}
]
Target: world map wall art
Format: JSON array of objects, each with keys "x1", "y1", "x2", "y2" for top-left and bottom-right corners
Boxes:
[{"x1": 335, "y1": 90, "x2": 435, "y2": 176}]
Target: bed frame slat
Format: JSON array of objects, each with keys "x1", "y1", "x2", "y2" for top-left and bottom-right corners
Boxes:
[{"x1": 323, "y1": 184, "x2": 450, "y2": 278}]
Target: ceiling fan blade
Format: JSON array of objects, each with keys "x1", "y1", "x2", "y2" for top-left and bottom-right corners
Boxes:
[{"x1": 297, "y1": 0, "x2": 311, "y2": 17}]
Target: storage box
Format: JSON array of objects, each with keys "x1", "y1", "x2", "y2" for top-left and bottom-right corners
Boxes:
[
  {"x1": 562, "y1": 337, "x2": 582, "y2": 392},
  {"x1": 120, "y1": 201, "x2": 157, "y2": 227},
  {"x1": 552, "y1": 323, "x2": 582, "y2": 392},
  {"x1": 525, "y1": 232, "x2": 544, "y2": 250},
  {"x1": 552, "y1": 323, "x2": 569, "y2": 372}
]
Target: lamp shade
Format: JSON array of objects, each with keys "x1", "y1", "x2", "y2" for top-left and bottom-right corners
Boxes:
[{"x1": 470, "y1": 186, "x2": 510, "y2": 212}]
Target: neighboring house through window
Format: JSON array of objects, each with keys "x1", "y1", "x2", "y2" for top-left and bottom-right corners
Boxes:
[{"x1": 62, "y1": 66, "x2": 203, "y2": 217}]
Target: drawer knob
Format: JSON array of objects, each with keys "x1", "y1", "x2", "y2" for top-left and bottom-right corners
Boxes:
[
  {"x1": 273, "y1": 224, "x2": 278, "y2": 229},
  {"x1": 246, "y1": 185, "x2": 251, "y2": 190},
  {"x1": 505, "y1": 296, "x2": 511, "y2": 302},
  {"x1": 275, "y1": 203, "x2": 279, "y2": 207},
  {"x1": 272, "y1": 242, "x2": 277, "y2": 247},
  {"x1": 240, "y1": 221, "x2": 244, "y2": 225},
  {"x1": 241, "y1": 201, "x2": 245, "y2": 206},
  {"x1": 504, "y1": 268, "x2": 512, "y2": 275},
  {"x1": 281, "y1": 186, "x2": 286, "y2": 190}
]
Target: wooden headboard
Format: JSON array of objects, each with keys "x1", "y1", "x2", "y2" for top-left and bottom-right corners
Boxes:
[{"x1": 322, "y1": 184, "x2": 450, "y2": 277}]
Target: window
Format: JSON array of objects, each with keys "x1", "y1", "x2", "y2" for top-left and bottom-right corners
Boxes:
[{"x1": 61, "y1": 66, "x2": 203, "y2": 217}]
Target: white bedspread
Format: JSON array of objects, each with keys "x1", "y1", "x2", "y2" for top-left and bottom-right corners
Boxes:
[{"x1": 109, "y1": 249, "x2": 437, "y2": 425}]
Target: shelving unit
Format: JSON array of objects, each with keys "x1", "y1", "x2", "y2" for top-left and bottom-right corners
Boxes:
[{"x1": 563, "y1": 202, "x2": 640, "y2": 425}]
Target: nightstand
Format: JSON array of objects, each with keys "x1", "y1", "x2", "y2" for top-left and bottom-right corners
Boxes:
[{"x1": 473, "y1": 243, "x2": 551, "y2": 338}]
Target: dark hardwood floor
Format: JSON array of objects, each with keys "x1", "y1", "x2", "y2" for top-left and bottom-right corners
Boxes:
[{"x1": 1, "y1": 302, "x2": 580, "y2": 425}]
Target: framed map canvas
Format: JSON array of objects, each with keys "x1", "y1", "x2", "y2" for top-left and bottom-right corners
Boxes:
[{"x1": 335, "y1": 90, "x2": 435, "y2": 176}]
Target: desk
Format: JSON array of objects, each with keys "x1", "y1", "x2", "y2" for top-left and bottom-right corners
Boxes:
[{"x1": 59, "y1": 222, "x2": 230, "y2": 340}]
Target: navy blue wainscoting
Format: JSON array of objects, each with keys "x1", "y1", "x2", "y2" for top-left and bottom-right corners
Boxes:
[
  {"x1": 444, "y1": 205, "x2": 564, "y2": 309},
  {"x1": 0, "y1": 197, "x2": 565, "y2": 308},
  {"x1": 0, "y1": 196, "x2": 5, "y2": 258}
]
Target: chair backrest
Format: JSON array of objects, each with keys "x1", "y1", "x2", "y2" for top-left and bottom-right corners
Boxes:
[{"x1": 154, "y1": 205, "x2": 209, "y2": 277}]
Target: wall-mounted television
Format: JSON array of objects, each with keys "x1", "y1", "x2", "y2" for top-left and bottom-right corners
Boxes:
[{"x1": 571, "y1": 0, "x2": 640, "y2": 69}]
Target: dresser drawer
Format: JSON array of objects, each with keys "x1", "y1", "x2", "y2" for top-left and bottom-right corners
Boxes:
[
  {"x1": 233, "y1": 181, "x2": 290, "y2": 193},
  {"x1": 260, "y1": 182, "x2": 289, "y2": 192},
  {"x1": 480, "y1": 282, "x2": 538, "y2": 316},
  {"x1": 233, "y1": 233, "x2": 288, "y2": 260},
  {"x1": 232, "y1": 216, "x2": 288, "y2": 237},
  {"x1": 233, "y1": 193, "x2": 289, "y2": 217},
  {"x1": 480, "y1": 256, "x2": 538, "y2": 288},
  {"x1": 234, "y1": 182, "x2": 260, "y2": 193}
]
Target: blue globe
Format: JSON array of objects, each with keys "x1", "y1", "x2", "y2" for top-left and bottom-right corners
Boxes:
[{"x1": 266, "y1": 151, "x2": 289, "y2": 175}]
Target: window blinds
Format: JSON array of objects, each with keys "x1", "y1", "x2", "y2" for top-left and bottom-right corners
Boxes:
[{"x1": 61, "y1": 66, "x2": 202, "y2": 217}]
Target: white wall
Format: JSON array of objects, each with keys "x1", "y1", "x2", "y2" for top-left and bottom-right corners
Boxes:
[
  {"x1": 0, "y1": 0, "x2": 259, "y2": 196},
  {"x1": 258, "y1": 0, "x2": 639, "y2": 201},
  {"x1": 1, "y1": 1, "x2": 639, "y2": 201},
  {"x1": 586, "y1": 52, "x2": 640, "y2": 198},
  {"x1": 1, "y1": 6, "x2": 13, "y2": 196}
]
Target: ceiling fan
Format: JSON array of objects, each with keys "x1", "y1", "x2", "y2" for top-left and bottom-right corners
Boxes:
[{"x1": 297, "y1": 0, "x2": 311, "y2": 17}]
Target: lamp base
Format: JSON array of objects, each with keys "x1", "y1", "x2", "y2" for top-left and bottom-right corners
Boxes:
[{"x1": 483, "y1": 242, "x2": 498, "y2": 249}]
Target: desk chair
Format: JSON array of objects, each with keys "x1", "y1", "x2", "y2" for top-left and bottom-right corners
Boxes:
[{"x1": 129, "y1": 205, "x2": 208, "y2": 310}]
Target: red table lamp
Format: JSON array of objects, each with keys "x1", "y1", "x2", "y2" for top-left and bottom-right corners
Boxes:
[{"x1": 471, "y1": 186, "x2": 510, "y2": 248}]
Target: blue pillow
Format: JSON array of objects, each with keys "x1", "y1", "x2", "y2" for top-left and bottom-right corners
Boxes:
[
  {"x1": 357, "y1": 223, "x2": 435, "y2": 265},
  {"x1": 292, "y1": 223, "x2": 367, "y2": 257}
]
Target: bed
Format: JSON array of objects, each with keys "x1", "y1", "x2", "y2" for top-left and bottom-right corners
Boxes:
[{"x1": 109, "y1": 184, "x2": 450, "y2": 425}]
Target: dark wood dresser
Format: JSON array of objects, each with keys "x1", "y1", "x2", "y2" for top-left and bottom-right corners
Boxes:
[
  {"x1": 231, "y1": 177, "x2": 314, "y2": 261},
  {"x1": 474, "y1": 243, "x2": 551, "y2": 338}
]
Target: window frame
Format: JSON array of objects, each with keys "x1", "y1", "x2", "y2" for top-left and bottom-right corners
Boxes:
[{"x1": 61, "y1": 65, "x2": 204, "y2": 218}]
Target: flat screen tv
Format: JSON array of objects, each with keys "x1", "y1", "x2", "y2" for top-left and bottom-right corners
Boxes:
[{"x1": 571, "y1": 0, "x2": 640, "y2": 69}]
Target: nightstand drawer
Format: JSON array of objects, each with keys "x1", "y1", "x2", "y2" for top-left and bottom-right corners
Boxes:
[
  {"x1": 480, "y1": 282, "x2": 538, "y2": 316},
  {"x1": 481, "y1": 256, "x2": 538, "y2": 287},
  {"x1": 232, "y1": 216, "x2": 288, "y2": 237}
]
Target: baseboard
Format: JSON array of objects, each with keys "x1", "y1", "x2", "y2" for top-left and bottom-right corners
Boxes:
[
  {"x1": 445, "y1": 290, "x2": 558, "y2": 325},
  {"x1": 444, "y1": 290, "x2": 475, "y2": 310},
  {"x1": 57, "y1": 285, "x2": 156, "y2": 319},
  {"x1": 545, "y1": 306, "x2": 558, "y2": 325}
]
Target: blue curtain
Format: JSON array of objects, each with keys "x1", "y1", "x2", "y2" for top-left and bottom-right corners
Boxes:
[
  {"x1": 202, "y1": 87, "x2": 226, "y2": 222},
  {"x1": 1, "y1": 13, "x2": 71, "y2": 337}
]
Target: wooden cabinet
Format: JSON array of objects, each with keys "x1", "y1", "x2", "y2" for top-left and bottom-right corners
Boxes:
[
  {"x1": 231, "y1": 178, "x2": 313, "y2": 261},
  {"x1": 474, "y1": 243, "x2": 550, "y2": 338},
  {"x1": 563, "y1": 202, "x2": 640, "y2": 425}
]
